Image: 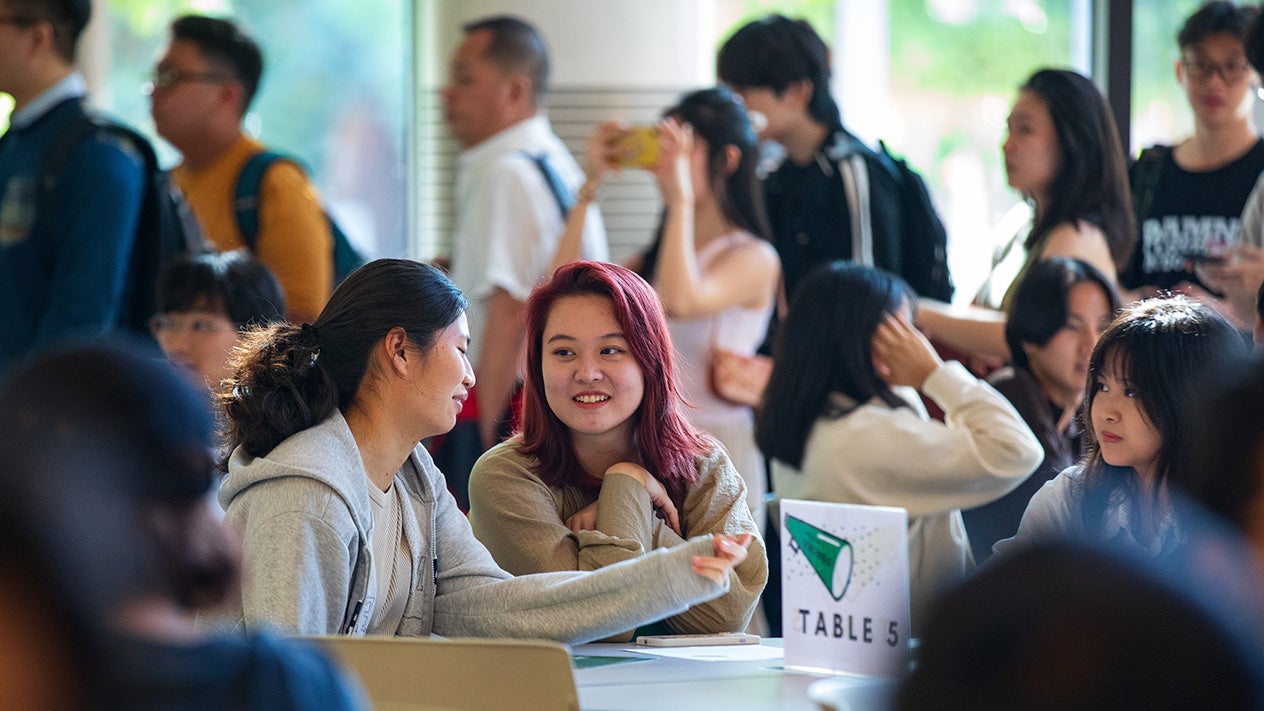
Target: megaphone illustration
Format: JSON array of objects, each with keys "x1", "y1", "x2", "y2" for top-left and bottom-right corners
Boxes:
[{"x1": 786, "y1": 515, "x2": 854, "y2": 601}]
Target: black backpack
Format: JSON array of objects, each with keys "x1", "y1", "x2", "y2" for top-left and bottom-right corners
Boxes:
[
  {"x1": 37, "y1": 106, "x2": 206, "y2": 335},
  {"x1": 233, "y1": 151, "x2": 366, "y2": 286},
  {"x1": 876, "y1": 140, "x2": 954, "y2": 302}
]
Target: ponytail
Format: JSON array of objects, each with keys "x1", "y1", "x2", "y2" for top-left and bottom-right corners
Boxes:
[{"x1": 220, "y1": 259, "x2": 467, "y2": 463}]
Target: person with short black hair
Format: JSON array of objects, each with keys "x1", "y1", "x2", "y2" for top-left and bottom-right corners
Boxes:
[
  {"x1": 0, "y1": 0, "x2": 148, "y2": 366},
  {"x1": 963, "y1": 257, "x2": 1121, "y2": 561},
  {"x1": 716, "y1": 14, "x2": 945, "y2": 303},
  {"x1": 152, "y1": 249, "x2": 285, "y2": 389},
  {"x1": 149, "y1": 14, "x2": 333, "y2": 323},
  {"x1": 1124, "y1": 1, "x2": 1264, "y2": 299}
]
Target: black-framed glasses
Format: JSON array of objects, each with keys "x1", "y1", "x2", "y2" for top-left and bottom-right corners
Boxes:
[
  {"x1": 142, "y1": 67, "x2": 234, "y2": 94},
  {"x1": 148, "y1": 313, "x2": 238, "y2": 337},
  {"x1": 1182, "y1": 58, "x2": 1251, "y2": 84}
]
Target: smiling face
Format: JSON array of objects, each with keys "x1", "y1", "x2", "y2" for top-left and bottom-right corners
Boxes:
[
  {"x1": 541, "y1": 295, "x2": 645, "y2": 451},
  {"x1": 1025, "y1": 281, "x2": 1113, "y2": 408},
  {"x1": 1090, "y1": 358, "x2": 1163, "y2": 481},
  {"x1": 1003, "y1": 90, "x2": 1060, "y2": 206},
  {"x1": 1178, "y1": 32, "x2": 1257, "y2": 130},
  {"x1": 409, "y1": 314, "x2": 475, "y2": 440}
]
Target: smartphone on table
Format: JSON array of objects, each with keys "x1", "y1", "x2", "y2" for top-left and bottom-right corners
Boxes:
[{"x1": 635, "y1": 632, "x2": 761, "y2": 647}]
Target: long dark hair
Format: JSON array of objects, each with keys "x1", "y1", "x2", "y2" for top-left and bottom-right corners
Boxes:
[
  {"x1": 638, "y1": 87, "x2": 771, "y2": 279},
  {"x1": 756, "y1": 262, "x2": 914, "y2": 469},
  {"x1": 221, "y1": 259, "x2": 466, "y2": 461},
  {"x1": 519, "y1": 261, "x2": 710, "y2": 504},
  {"x1": 1077, "y1": 297, "x2": 1248, "y2": 536},
  {"x1": 1019, "y1": 69, "x2": 1135, "y2": 272}
]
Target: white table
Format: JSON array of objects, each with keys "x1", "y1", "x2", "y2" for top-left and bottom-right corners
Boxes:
[{"x1": 571, "y1": 639, "x2": 895, "y2": 711}]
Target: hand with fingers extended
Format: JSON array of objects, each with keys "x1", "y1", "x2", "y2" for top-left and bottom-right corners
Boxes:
[
  {"x1": 605, "y1": 462, "x2": 682, "y2": 535},
  {"x1": 871, "y1": 312, "x2": 942, "y2": 389},
  {"x1": 692, "y1": 533, "x2": 754, "y2": 585},
  {"x1": 652, "y1": 117, "x2": 694, "y2": 209}
]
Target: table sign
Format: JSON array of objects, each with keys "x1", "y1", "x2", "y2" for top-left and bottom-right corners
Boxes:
[{"x1": 780, "y1": 499, "x2": 910, "y2": 677}]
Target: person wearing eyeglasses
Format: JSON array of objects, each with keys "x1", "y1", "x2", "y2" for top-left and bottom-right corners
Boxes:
[
  {"x1": 148, "y1": 14, "x2": 332, "y2": 324},
  {"x1": 0, "y1": 0, "x2": 148, "y2": 369},
  {"x1": 151, "y1": 249, "x2": 285, "y2": 391},
  {"x1": 1122, "y1": 1, "x2": 1264, "y2": 304}
]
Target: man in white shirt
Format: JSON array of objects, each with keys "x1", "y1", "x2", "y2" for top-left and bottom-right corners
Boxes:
[{"x1": 442, "y1": 15, "x2": 608, "y2": 465}]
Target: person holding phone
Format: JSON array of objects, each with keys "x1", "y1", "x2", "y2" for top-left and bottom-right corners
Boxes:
[{"x1": 1123, "y1": 2, "x2": 1264, "y2": 300}]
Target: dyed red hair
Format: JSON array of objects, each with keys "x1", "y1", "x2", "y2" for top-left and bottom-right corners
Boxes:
[{"x1": 519, "y1": 261, "x2": 711, "y2": 503}]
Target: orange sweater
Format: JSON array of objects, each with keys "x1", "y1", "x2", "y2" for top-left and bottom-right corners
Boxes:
[{"x1": 173, "y1": 135, "x2": 332, "y2": 322}]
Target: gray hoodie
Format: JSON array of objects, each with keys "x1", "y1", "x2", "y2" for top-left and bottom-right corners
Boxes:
[{"x1": 219, "y1": 411, "x2": 726, "y2": 642}]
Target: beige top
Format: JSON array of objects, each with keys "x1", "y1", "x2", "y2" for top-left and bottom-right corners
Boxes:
[{"x1": 468, "y1": 440, "x2": 767, "y2": 641}]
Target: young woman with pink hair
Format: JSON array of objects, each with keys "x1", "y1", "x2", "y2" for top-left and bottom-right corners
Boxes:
[{"x1": 469, "y1": 261, "x2": 766, "y2": 640}]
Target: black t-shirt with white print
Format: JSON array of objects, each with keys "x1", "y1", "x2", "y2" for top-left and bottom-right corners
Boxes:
[{"x1": 1122, "y1": 138, "x2": 1264, "y2": 291}]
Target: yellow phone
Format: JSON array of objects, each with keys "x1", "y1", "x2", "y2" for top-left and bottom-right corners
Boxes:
[{"x1": 615, "y1": 125, "x2": 660, "y2": 170}]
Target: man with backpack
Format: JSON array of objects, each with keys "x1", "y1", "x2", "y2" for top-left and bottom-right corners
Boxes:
[
  {"x1": 149, "y1": 14, "x2": 335, "y2": 323},
  {"x1": 717, "y1": 14, "x2": 953, "y2": 304},
  {"x1": 714, "y1": 14, "x2": 954, "y2": 637},
  {"x1": 439, "y1": 15, "x2": 608, "y2": 507},
  {"x1": 0, "y1": 0, "x2": 148, "y2": 367}
]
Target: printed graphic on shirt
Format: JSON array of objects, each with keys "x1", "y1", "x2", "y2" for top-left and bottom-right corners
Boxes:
[{"x1": 1138, "y1": 215, "x2": 1238, "y2": 275}]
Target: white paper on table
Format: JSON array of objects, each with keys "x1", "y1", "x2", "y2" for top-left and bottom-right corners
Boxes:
[{"x1": 620, "y1": 644, "x2": 785, "y2": 662}]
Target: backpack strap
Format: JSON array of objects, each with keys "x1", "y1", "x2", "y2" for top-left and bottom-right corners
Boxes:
[
  {"x1": 1130, "y1": 145, "x2": 1171, "y2": 233},
  {"x1": 523, "y1": 152, "x2": 574, "y2": 219},
  {"x1": 837, "y1": 153, "x2": 873, "y2": 267},
  {"x1": 233, "y1": 151, "x2": 286, "y2": 251},
  {"x1": 35, "y1": 103, "x2": 157, "y2": 260}
]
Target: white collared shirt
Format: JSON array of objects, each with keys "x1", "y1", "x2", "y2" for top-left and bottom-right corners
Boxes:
[{"x1": 450, "y1": 115, "x2": 608, "y2": 364}]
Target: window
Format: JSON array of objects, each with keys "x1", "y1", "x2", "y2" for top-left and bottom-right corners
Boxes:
[{"x1": 86, "y1": 1, "x2": 409, "y2": 259}]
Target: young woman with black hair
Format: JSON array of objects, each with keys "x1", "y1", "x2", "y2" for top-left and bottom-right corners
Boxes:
[
  {"x1": 917, "y1": 68, "x2": 1134, "y2": 362},
  {"x1": 963, "y1": 257, "x2": 1121, "y2": 560},
  {"x1": 755, "y1": 261, "x2": 1041, "y2": 627},
  {"x1": 996, "y1": 297, "x2": 1250, "y2": 557}
]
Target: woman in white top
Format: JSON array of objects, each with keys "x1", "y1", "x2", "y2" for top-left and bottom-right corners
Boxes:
[
  {"x1": 755, "y1": 262, "x2": 1042, "y2": 627},
  {"x1": 553, "y1": 88, "x2": 780, "y2": 524}
]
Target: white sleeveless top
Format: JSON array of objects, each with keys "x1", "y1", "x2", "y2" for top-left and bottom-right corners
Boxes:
[{"x1": 665, "y1": 231, "x2": 774, "y2": 514}]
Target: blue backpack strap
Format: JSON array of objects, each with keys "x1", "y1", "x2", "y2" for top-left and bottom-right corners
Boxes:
[
  {"x1": 523, "y1": 152, "x2": 573, "y2": 218},
  {"x1": 233, "y1": 151, "x2": 285, "y2": 251}
]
